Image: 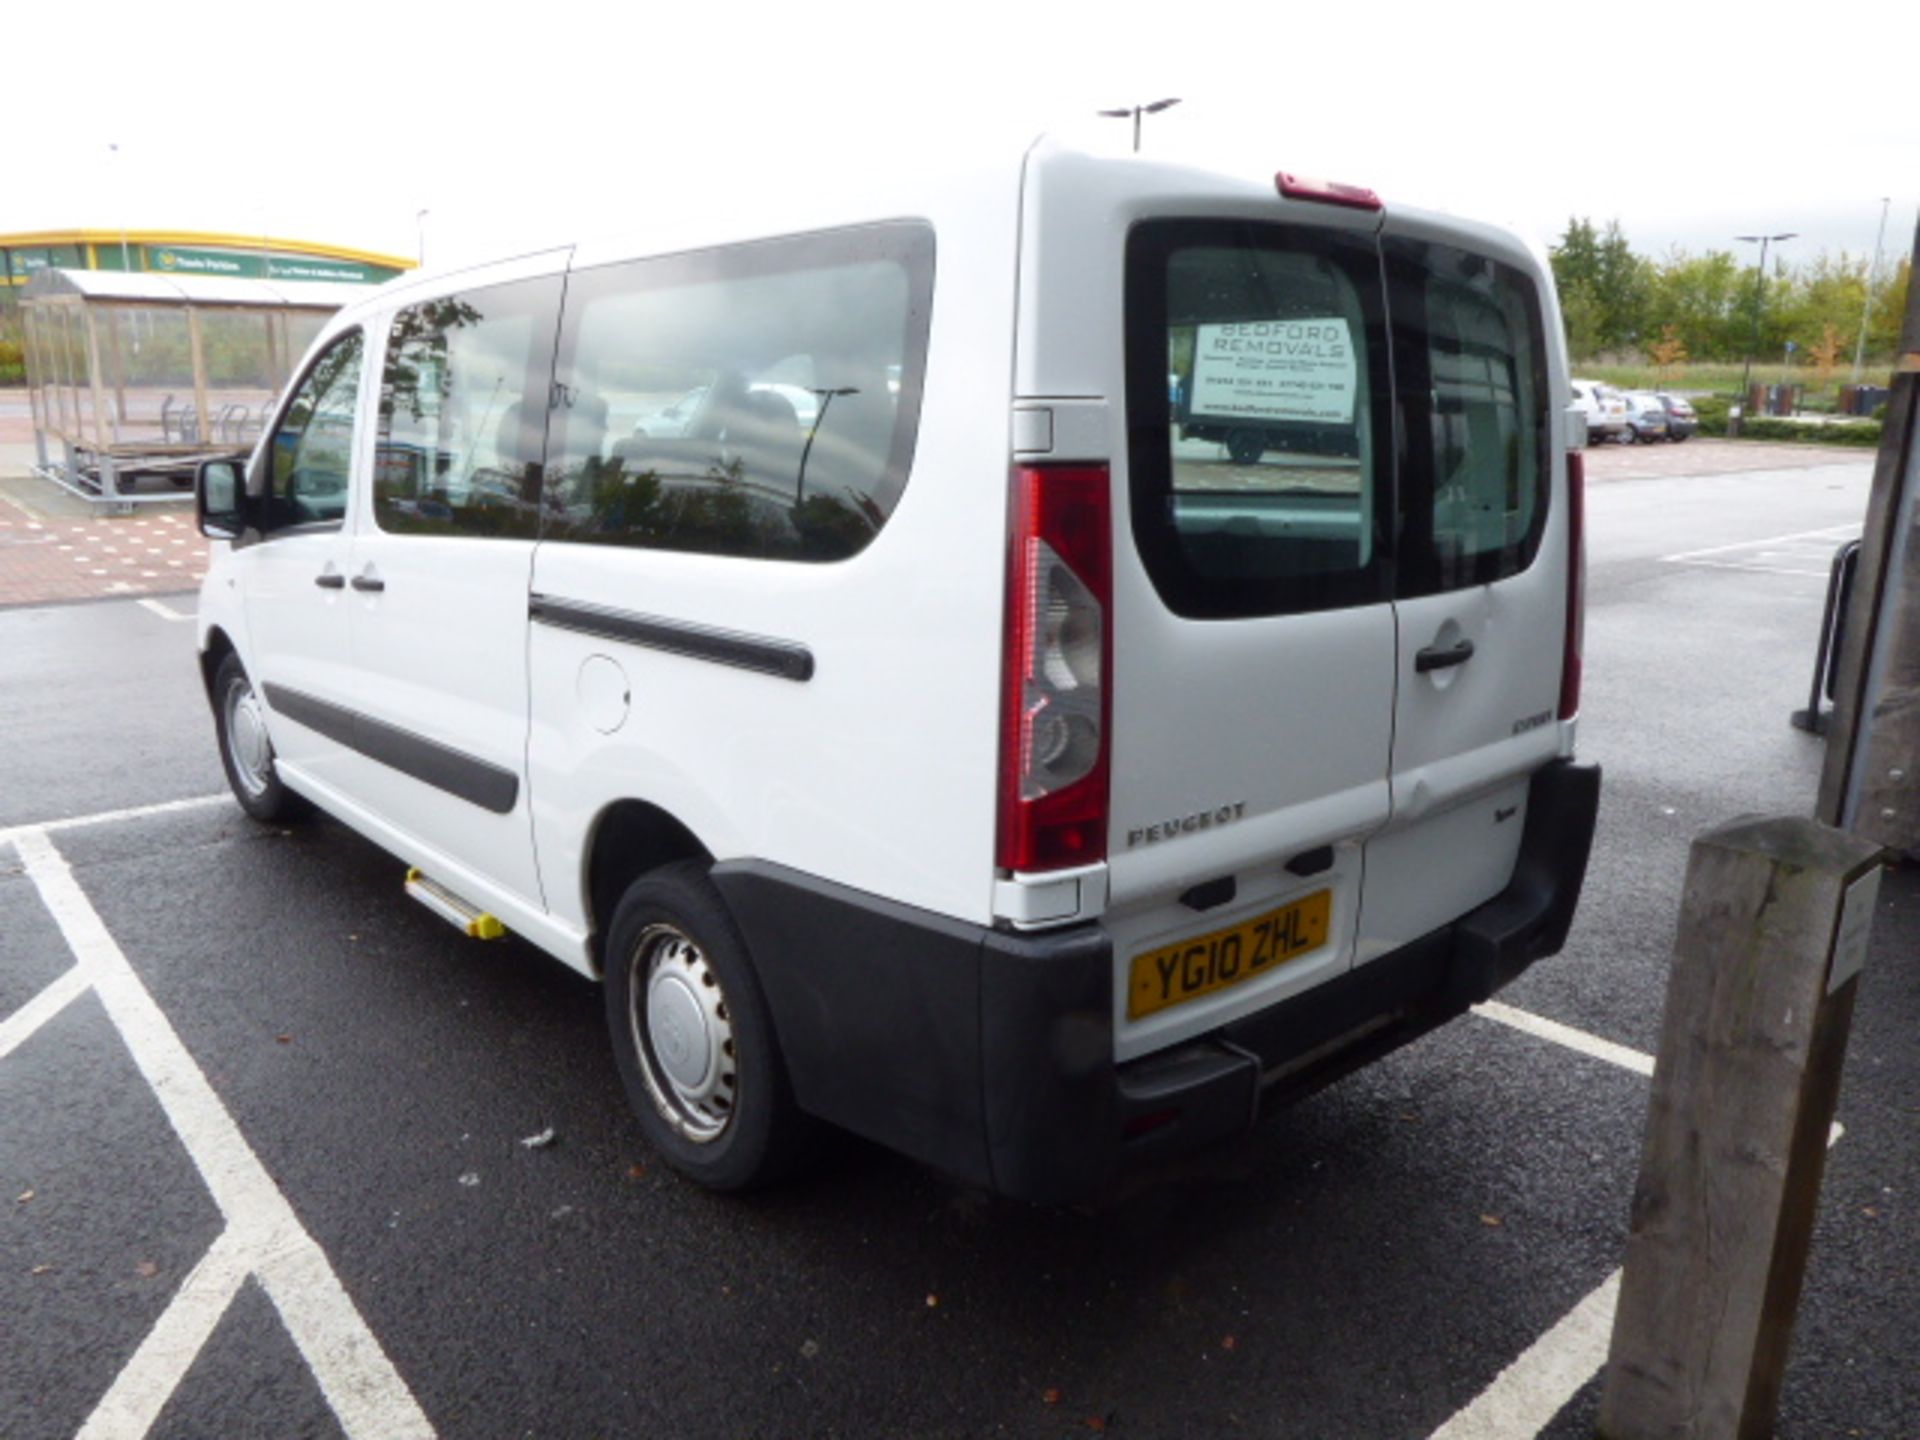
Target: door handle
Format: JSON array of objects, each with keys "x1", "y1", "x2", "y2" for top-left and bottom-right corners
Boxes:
[
  {"x1": 314, "y1": 572, "x2": 345, "y2": 590},
  {"x1": 350, "y1": 572, "x2": 385, "y2": 593},
  {"x1": 1414, "y1": 639, "x2": 1475, "y2": 673}
]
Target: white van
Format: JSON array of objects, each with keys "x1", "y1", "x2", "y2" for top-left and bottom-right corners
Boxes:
[{"x1": 194, "y1": 142, "x2": 1599, "y2": 1202}]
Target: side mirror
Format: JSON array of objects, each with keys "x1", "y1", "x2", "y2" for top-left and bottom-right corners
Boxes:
[{"x1": 197, "y1": 458, "x2": 247, "y2": 540}]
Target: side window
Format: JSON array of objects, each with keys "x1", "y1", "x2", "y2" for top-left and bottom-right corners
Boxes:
[
  {"x1": 1387, "y1": 241, "x2": 1549, "y2": 595},
  {"x1": 264, "y1": 330, "x2": 363, "y2": 531},
  {"x1": 374, "y1": 277, "x2": 562, "y2": 539},
  {"x1": 1126, "y1": 220, "x2": 1394, "y2": 620},
  {"x1": 543, "y1": 222, "x2": 934, "y2": 562}
]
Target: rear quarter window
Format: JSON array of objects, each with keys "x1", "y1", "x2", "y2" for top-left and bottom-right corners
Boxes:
[{"x1": 543, "y1": 222, "x2": 934, "y2": 562}]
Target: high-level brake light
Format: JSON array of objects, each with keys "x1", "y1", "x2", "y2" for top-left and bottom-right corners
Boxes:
[
  {"x1": 1274, "y1": 172, "x2": 1384, "y2": 212},
  {"x1": 998, "y1": 466, "x2": 1113, "y2": 873}
]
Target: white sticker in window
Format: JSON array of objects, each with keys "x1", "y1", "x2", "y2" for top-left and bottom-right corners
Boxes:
[{"x1": 1189, "y1": 320, "x2": 1357, "y2": 425}]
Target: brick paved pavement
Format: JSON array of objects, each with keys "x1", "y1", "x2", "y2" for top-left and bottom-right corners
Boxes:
[
  {"x1": 1, "y1": 407, "x2": 210, "y2": 607},
  {"x1": 0, "y1": 486, "x2": 209, "y2": 608}
]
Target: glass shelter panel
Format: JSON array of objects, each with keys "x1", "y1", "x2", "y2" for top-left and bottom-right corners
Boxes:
[
  {"x1": 97, "y1": 307, "x2": 198, "y2": 446},
  {"x1": 200, "y1": 310, "x2": 284, "y2": 448}
]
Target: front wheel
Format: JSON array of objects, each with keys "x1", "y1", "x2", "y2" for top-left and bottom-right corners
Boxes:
[
  {"x1": 603, "y1": 862, "x2": 811, "y2": 1191},
  {"x1": 212, "y1": 653, "x2": 309, "y2": 822}
]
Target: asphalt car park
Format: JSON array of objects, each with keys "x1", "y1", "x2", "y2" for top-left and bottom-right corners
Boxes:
[{"x1": 3, "y1": 443, "x2": 1917, "y2": 1438}]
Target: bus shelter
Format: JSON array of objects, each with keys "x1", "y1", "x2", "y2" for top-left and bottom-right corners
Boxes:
[{"x1": 20, "y1": 268, "x2": 364, "y2": 504}]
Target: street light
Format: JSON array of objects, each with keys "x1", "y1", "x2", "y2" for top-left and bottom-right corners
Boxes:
[
  {"x1": 108, "y1": 142, "x2": 132, "y2": 273},
  {"x1": 1097, "y1": 97, "x2": 1181, "y2": 153},
  {"x1": 1851, "y1": 197, "x2": 1892, "y2": 385},
  {"x1": 795, "y1": 386, "x2": 858, "y2": 504},
  {"x1": 415, "y1": 209, "x2": 430, "y2": 268},
  {"x1": 1735, "y1": 231, "x2": 1796, "y2": 420}
]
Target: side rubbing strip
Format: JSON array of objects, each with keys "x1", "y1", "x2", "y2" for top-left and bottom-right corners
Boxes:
[
  {"x1": 261, "y1": 684, "x2": 520, "y2": 814},
  {"x1": 529, "y1": 595, "x2": 815, "y2": 682}
]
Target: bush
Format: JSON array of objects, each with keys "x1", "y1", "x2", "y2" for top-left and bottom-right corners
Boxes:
[
  {"x1": 1693, "y1": 395, "x2": 1733, "y2": 437},
  {"x1": 1733, "y1": 416, "x2": 1883, "y2": 447},
  {"x1": 0, "y1": 338, "x2": 21, "y2": 385}
]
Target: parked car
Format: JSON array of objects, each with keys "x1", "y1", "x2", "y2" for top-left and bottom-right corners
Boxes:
[
  {"x1": 1657, "y1": 392, "x2": 1698, "y2": 441},
  {"x1": 1623, "y1": 392, "x2": 1670, "y2": 444},
  {"x1": 1570, "y1": 380, "x2": 1630, "y2": 444},
  {"x1": 191, "y1": 142, "x2": 1598, "y2": 1203}
]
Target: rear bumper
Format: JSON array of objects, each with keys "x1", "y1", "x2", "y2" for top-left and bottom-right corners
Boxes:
[{"x1": 715, "y1": 758, "x2": 1601, "y2": 1204}]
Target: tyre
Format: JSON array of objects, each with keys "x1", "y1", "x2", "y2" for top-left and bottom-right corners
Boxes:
[
  {"x1": 1225, "y1": 429, "x2": 1265, "y2": 465},
  {"x1": 603, "y1": 861, "x2": 810, "y2": 1191},
  {"x1": 212, "y1": 653, "x2": 310, "y2": 822}
]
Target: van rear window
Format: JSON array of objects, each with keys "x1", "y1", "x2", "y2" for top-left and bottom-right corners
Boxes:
[
  {"x1": 1385, "y1": 238, "x2": 1549, "y2": 595},
  {"x1": 1126, "y1": 221, "x2": 1393, "y2": 620}
]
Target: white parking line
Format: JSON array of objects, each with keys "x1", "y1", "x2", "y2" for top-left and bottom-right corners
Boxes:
[
  {"x1": 7, "y1": 827, "x2": 435, "y2": 1439},
  {"x1": 1661, "y1": 522, "x2": 1858, "y2": 564},
  {"x1": 0, "y1": 793, "x2": 227, "y2": 849},
  {"x1": 1434, "y1": 1002, "x2": 1846, "y2": 1439},
  {"x1": 136, "y1": 598, "x2": 193, "y2": 623},
  {"x1": 1662, "y1": 523, "x2": 1858, "y2": 576},
  {"x1": 1471, "y1": 1000, "x2": 1654, "y2": 1077},
  {"x1": 1429, "y1": 1272, "x2": 1622, "y2": 1440}
]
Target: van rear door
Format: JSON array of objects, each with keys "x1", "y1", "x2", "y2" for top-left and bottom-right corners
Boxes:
[
  {"x1": 1354, "y1": 227, "x2": 1567, "y2": 962},
  {"x1": 1106, "y1": 217, "x2": 1398, "y2": 1062}
]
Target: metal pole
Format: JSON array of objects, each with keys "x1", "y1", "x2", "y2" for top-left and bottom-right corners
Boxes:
[
  {"x1": 1736, "y1": 233, "x2": 1795, "y2": 420},
  {"x1": 1737, "y1": 237, "x2": 1770, "y2": 416},
  {"x1": 1851, "y1": 198, "x2": 1892, "y2": 386},
  {"x1": 109, "y1": 143, "x2": 131, "y2": 273}
]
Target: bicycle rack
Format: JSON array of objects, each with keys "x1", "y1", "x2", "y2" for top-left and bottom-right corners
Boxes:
[{"x1": 1790, "y1": 539, "x2": 1861, "y2": 737}]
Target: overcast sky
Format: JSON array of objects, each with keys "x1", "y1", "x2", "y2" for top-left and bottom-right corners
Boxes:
[{"x1": 8, "y1": 0, "x2": 1916, "y2": 277}]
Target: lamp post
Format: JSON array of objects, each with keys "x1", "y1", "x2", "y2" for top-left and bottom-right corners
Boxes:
[
  {"x1": 108, "y1": 142, "x2": 132, "y2": 273},
  {"x1": 1850, "y1": 197, "x2": 1892, "y2": 385},
  {"x1": 1096, "y1": 97, "x2": 1181, "y2": 153},
  {"x1": 795, "y1": 386, "x2": 858, "y2": 504},
  {"x1": 1735, "y1": 232, "x2": 1795, "y2": 420},
  {"x1": 415, "y1": 209, "x2": 430, "y2": 268}
]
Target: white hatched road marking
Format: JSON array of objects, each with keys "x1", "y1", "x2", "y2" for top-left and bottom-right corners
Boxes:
[
  {"x1": 5, "y1": 825, "x2": 435, "y2": 1439},
  {"x1": 1662, "y1": 523, "x2": 1858, "y2": 577},
  {"x1": 0, "y1": 792, "x2": 1841, "y2": 1439},
  {"x1": 0, "y1": 965, "x2": 90, "y2": 1062}
]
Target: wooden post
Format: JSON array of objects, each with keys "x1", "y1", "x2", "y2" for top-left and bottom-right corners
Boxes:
[
  {"x1": 1817, "y1": 215, "x2": 1920, "y2": 851},
  {"x1": 1598, "y1": 815, "x2": 1883, "y2": 1440}
]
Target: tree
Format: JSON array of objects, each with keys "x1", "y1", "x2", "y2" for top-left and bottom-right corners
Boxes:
[
  {"x1": 1650, "y1": 324, "x2": 1689, "y2": 382},
  {"x1": 1806, "y1": 322, "x2": 1846, "y2": 383}
]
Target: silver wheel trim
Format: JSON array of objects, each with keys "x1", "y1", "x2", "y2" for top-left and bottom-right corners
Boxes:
[
  {"x1": 627, "y1": 923, "x2": 738, "y2": 1144},
  {"x1": 223, "y1": 678, "x2": 274, "y2": 799}
]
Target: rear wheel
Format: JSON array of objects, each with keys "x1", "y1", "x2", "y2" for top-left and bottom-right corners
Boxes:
[
  {"x1": 212, "y1": 653, "x2": 309, "y2": 823},
  {"x1": 1225, "y1": 429, "x2": 1265, "y2": 465},
  {"x1": 603, "y1": 862, "x2": 810, "y2": 1191}
]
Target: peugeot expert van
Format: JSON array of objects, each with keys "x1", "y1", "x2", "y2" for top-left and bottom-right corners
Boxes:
[{"x1": 194, "y1": 141, "x2": 1599, "y2": 1202}]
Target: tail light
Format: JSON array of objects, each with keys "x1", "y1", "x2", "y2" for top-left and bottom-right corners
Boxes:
[
  {"x1": 998, "y1": 465, "x2": 1112, "y2": 873},
  {"x1": 1559, "y1": 451, "x2": 1586, "y2": 720}
]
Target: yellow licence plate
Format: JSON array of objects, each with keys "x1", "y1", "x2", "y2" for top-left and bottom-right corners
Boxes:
[{"x1": 1127, "y1": 890, "x2": 1333, "y2": 1021}]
